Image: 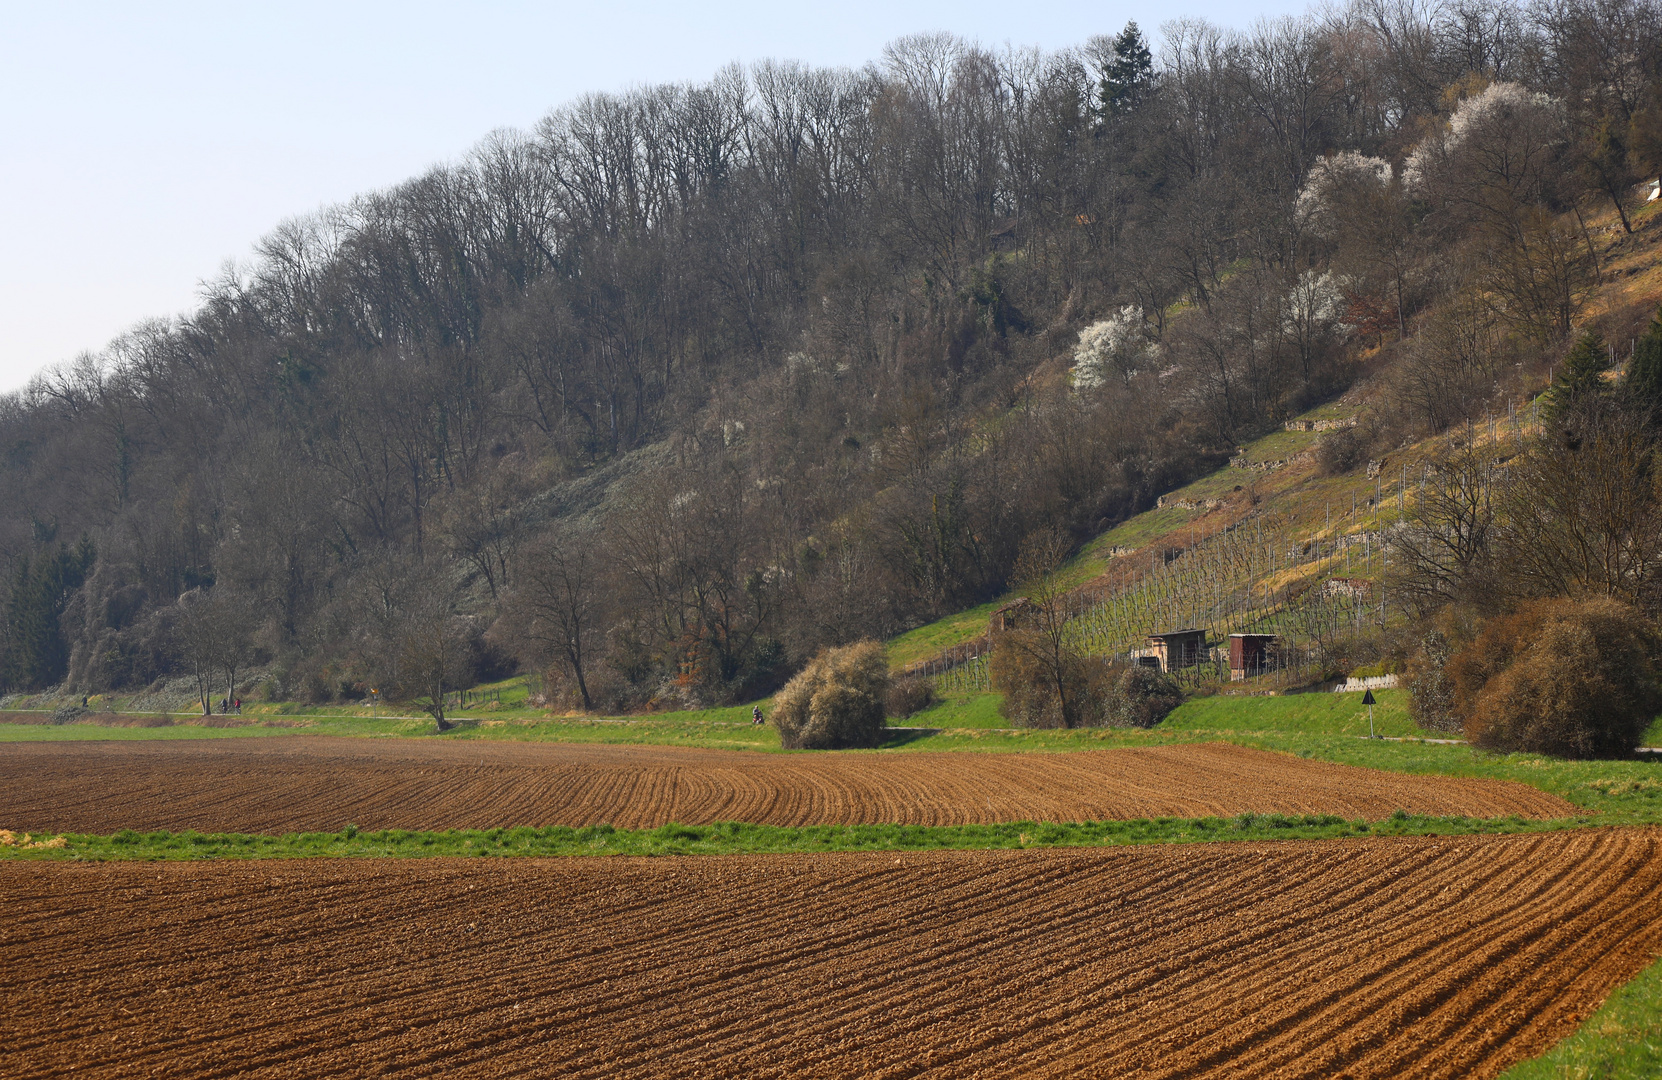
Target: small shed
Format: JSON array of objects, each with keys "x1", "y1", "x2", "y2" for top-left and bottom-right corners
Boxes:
[
  {"x1": 1227, "y1": 634, "x2": 1278, "y2": 681},
  {"x1": 989, "y1": 597, "x2": 1040, "y2": 634},
  {"x1": 1144, "y1": 628, "x2": 1207, "y2": 672}
]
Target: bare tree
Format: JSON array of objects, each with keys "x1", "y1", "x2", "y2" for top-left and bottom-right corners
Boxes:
[
  {"x1": 990, "y1": 528, "x2": 1096, "y2": 728},
  {"x1": 1388, "y1": 445, "x2": 1498, "y2": 617},
  {"x1": 171, "y1": 591, "x2": 220, "y2": 716},
  {"x1": 508, "y1": 526, "x2": 602, "y2": 709},
  {"x1": 213, "y1": 589, "x2": 255, "y2": 710},
  {"x1": 391, "y1": 594, "x2": 473, "y2": 732},
  {"x1": 1494, "y1": 401, "x2": 1662, "y2": 612},
  {"x1": 171, "y1": 588, "x2": 249, "y2": 714}
]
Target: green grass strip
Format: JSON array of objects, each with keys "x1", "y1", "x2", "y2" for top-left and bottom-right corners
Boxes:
[
  {"x1": 0, "y1": 811, "x2": 1621, "y2": 862},
  {"x1": 1498, "y1": 950, "x2": 1662, "y2": 1079}
]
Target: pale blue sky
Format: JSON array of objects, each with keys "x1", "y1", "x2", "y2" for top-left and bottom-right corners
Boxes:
[{"x1": 0, "y1": 0, "x2": 1309, "y2": 392}]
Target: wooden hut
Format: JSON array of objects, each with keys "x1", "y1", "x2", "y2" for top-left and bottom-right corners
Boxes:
[
  {"x1": 1141, "y1": 628, "x2": 1207, "y2": 672},
  {"x1": 1227, "y1": 634, "x2": 1278, "y2": 681}
]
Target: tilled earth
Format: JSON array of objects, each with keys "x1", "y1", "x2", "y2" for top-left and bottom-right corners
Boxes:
[
  {"x1": 5, "y1": 828, "x2": 1662, "y2": 1078},
  {"x1": 0, "y1": 738, "x2": 1572, "y2": 833}
]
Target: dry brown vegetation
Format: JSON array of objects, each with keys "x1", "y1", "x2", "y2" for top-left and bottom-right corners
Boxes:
[
  {"x1": 770, "y1": 640, "x2": 889, "y2": 749},
  {"x1": 1442, "y1": 597, "x2": 1662, "y2": 757}
]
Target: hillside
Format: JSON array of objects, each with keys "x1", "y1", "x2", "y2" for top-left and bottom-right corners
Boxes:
[
  {"x1": 2, "y1": 1, "x2": 1661, "y2": 720},
  {"x1": 893, "y1": 189, "x2": 1662, "y2": 695}
]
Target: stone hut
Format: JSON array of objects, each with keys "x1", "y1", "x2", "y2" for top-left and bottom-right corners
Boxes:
[{"x1": 989, "y1": 597, "x2": 1040, "y2": 634}]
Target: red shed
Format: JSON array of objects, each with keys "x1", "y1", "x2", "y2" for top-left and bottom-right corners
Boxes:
[{"x1": 1228, "y1": 634, "x2": 1278, "y2": 681}]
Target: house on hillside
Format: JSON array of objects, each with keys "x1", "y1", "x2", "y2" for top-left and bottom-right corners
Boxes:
[{"x1": 1133, "y1": 628, "x2": 1208, "y2": 672}]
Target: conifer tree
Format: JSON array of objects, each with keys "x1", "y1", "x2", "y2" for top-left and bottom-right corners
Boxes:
[
  {"x1": 1625, "y1": 307, "x2": 1662, "y2": 421},
  {"x1": 0, "y1": 539, "x2": 95, "y2": 691},
  {"x1": 1545, "y1": 331, "x2": 1611, "y2": 423},
  {"x1": 1097, "y1": 22, "x2": 1153, "y2": 118}
]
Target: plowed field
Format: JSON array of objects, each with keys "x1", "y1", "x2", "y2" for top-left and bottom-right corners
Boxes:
[
  {"x1": 0, "y1": 738, "x2": 1570, "y2": 833},
  {"x1": 5, "y1": 829, "x2": 1662, "y2": 1078}
]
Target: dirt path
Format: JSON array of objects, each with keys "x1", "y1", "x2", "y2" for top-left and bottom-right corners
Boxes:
[
  {"x1": 0, "y1": 738, "x2": 1571, "y2": 833},
  {"x1": 4, "y1": 829, "x2": 1660, "y2": 1078}
]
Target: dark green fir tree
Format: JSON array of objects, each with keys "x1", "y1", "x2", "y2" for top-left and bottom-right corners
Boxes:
[
  {"x1": 1098, "y1": 22, "x2": 1154, "y2": 118},
  {"x1": 1545, "y1": 331, "x2": 1611, "y2": 424},
  {"x1": 1625, "y1": 307, "x2": 1662, "y2": 421}
]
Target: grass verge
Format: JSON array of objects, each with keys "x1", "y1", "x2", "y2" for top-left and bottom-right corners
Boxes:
[
  {"x1": 1498, "y1": 951, "x2": 1662, "y2": 1079},
  {"x1": 1231, "y1": 732, "x2": 1662, "y2": 822},
  {"x1": 0, "y1": 811, "x2": 1627, "y2": 862},
  {"x1": 1164, "y1": 689, "x2": 1436, "y2": 739}
]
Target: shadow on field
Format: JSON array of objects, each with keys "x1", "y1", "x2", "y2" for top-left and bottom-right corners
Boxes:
[{"x1": 879, "y1": 727, "x2": 942, "y2": 748}]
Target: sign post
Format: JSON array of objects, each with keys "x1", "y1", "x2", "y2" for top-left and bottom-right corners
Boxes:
[{"x1": 1362, "y1": 688, "x2": 1377, "y2": 739}]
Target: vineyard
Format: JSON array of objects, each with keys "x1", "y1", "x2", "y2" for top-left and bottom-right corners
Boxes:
[
  {"x1": 932, "y1": 500, "x2": 1403, "y2": 693},
  {"x1": 929, "y1": 408, "x2": 1537, "y2": 695}
]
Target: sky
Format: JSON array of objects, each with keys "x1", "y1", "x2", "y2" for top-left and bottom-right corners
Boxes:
[{"x1": 0, "y1": 0, "x2": 1311, "y2": 393}]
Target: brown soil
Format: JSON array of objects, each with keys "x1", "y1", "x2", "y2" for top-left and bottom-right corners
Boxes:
[
  {"x1": 0, "y1": 738, "x2": 1571, "y2": 833},
  {"x1": 4, "y1": 829, "x2": 1661, "y2": 1078}
]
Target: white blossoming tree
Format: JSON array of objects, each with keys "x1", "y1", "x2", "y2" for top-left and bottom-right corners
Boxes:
[
  {"x1": 1293, "y1": 152, "x2": 1411, "y2": 339},
  {"x1": 1070, "y1": 306, "x2": 1156, "y2": 390},
  {"x1": 1404, "y1": 82, "x2": 1563, "y2": 200},
  {"x1": 1403, "y1": 81, "x2": 1585, "y2": 339},
  {"x1": 1295, "y1": 152, "x2": 1393, "y2": 238}
]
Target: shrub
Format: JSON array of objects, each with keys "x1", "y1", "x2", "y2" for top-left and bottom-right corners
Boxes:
[
  {"x1": 1108, "y1": 665, "x2": 1184, "y2": 728},
  {"x1": 884, "y1": 675, "x2": 936, "y2": 719},
  {"x1": 1451, "y1": 597, "x2": 1662, "y2": 757},
  {"x1": 771, "y1": 640, "x2": 890, "y2": 749},
  {"x1": 1446, "y1": 603, "x2": 1557, "y2": 721},
  {"x1": 50, "y1": 703, "x2": 89, "y2": 725},
  {"x1": 1405, "y1": 630, "x2": 1461, "y2": 733},
  {"x1": 1316, "y1": 426, "x2": 1368, "y2": 476},
  {"x1": 989, "y1": 635, "x2": 1181, "y2": 728}
]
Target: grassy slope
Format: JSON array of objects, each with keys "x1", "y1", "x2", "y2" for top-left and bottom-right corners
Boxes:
[
  {"x1": 1164, "y1": 688, "x2": 1431, "y2": 738},
  {"x1": 881, "y1": 397, "x2": 1397, "y2": 671}
]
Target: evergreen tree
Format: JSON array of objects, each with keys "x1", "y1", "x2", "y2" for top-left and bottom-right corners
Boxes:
[
  {"x1": 1098, "y1": 22, "x2": 1153, "y2": 118},
  {"x1": 0, "y1": 538, "x2": 95, "y2": 691},
  {"x1": 1545, "y1": 331, "x2": 1611, "y2": 423},
  {"x1": 1626, "y1": 307, "x2": 1662, "y2": 421}
]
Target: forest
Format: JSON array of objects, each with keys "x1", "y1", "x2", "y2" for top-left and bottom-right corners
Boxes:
[{"x1": 2, "y1": 0, "x2": 1660, "y2": 715}]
